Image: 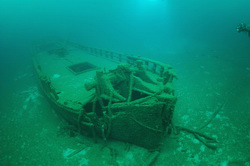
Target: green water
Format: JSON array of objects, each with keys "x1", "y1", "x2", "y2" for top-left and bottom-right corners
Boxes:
[{"x1": 0, "y1": 0, "x2": 250, "y2": 165}]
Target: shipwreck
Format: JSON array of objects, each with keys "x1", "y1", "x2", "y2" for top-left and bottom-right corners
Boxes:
[{"x1": 32, "y1": 40, "x2": 177, "y2": 149}]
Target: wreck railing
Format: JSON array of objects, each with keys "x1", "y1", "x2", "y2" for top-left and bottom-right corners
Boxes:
[
  {"x1": 70, "y1": 42, "x2": 173, "y2": 78},
  {"x1": 32, "y1": 39, "x2": 175, "y2": 81}
]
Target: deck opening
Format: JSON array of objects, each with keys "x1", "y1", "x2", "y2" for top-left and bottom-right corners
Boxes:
[
  {"x1": 68, "y1": 62, "x2": 97, "y2": 75},
  {"x1": 131, "y1": 90, "x2": 149, "y2": 101}
]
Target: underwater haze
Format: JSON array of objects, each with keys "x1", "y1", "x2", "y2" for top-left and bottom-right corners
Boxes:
[{"x1": 1, "y1": 0, "x2": 250, "y2": 165}]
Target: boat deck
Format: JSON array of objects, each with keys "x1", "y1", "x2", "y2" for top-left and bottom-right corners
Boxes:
[{"x1": 33, "y1": 45, "x2": 119, "y2": 110}]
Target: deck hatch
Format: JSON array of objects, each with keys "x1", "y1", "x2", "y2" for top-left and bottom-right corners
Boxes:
[{"x1": 68, "y1": 62, "x2": 97, "y2": 75}]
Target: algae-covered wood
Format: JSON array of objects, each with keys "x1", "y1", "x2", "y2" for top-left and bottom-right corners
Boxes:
[
  {"x1": 32, "y1": 40, "x2": 177, "y2": 149},
  {"x1": 33, "y1": 44, "x2": 118, "y2": 111}
]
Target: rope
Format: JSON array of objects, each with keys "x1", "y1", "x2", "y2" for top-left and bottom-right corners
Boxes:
[
  {"x1": 131, "y1": 116, "x2": 163, "y2": 133},
  {"x1": 173, "y1": 81, "x2": 242, "y2": 150},
  {"x1": 197, "y1": 80, "x2": 240, "y2": 131},
  {"x1": 174, "y1": 126, "x2": 218, "y2": 150},
  {"x1": 197, "y1": 101, "x2": 227, "y2": 131},
  {"x1": 91, "y1": 98, "x2": 97, "y2": 142},
  {"x1": 127, "y1": 71, "x2": 134, "y2": 104},
  {"x1": 105, "y1": 91, "x2": 113, "y2": 139}
]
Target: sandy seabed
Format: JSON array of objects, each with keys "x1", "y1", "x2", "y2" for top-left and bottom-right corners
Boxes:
[{"x1": 0, "y1": 44, "x2": 250, "y2": 166}]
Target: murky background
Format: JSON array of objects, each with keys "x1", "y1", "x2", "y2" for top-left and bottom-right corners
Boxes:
[{"x1": 1, "y1": 0, "x2": 250, "y2": 165}]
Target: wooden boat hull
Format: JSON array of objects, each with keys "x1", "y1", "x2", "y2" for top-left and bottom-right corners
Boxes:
[{"x1": 32, "y1": 40, "x2": 177, "y2": 149}]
